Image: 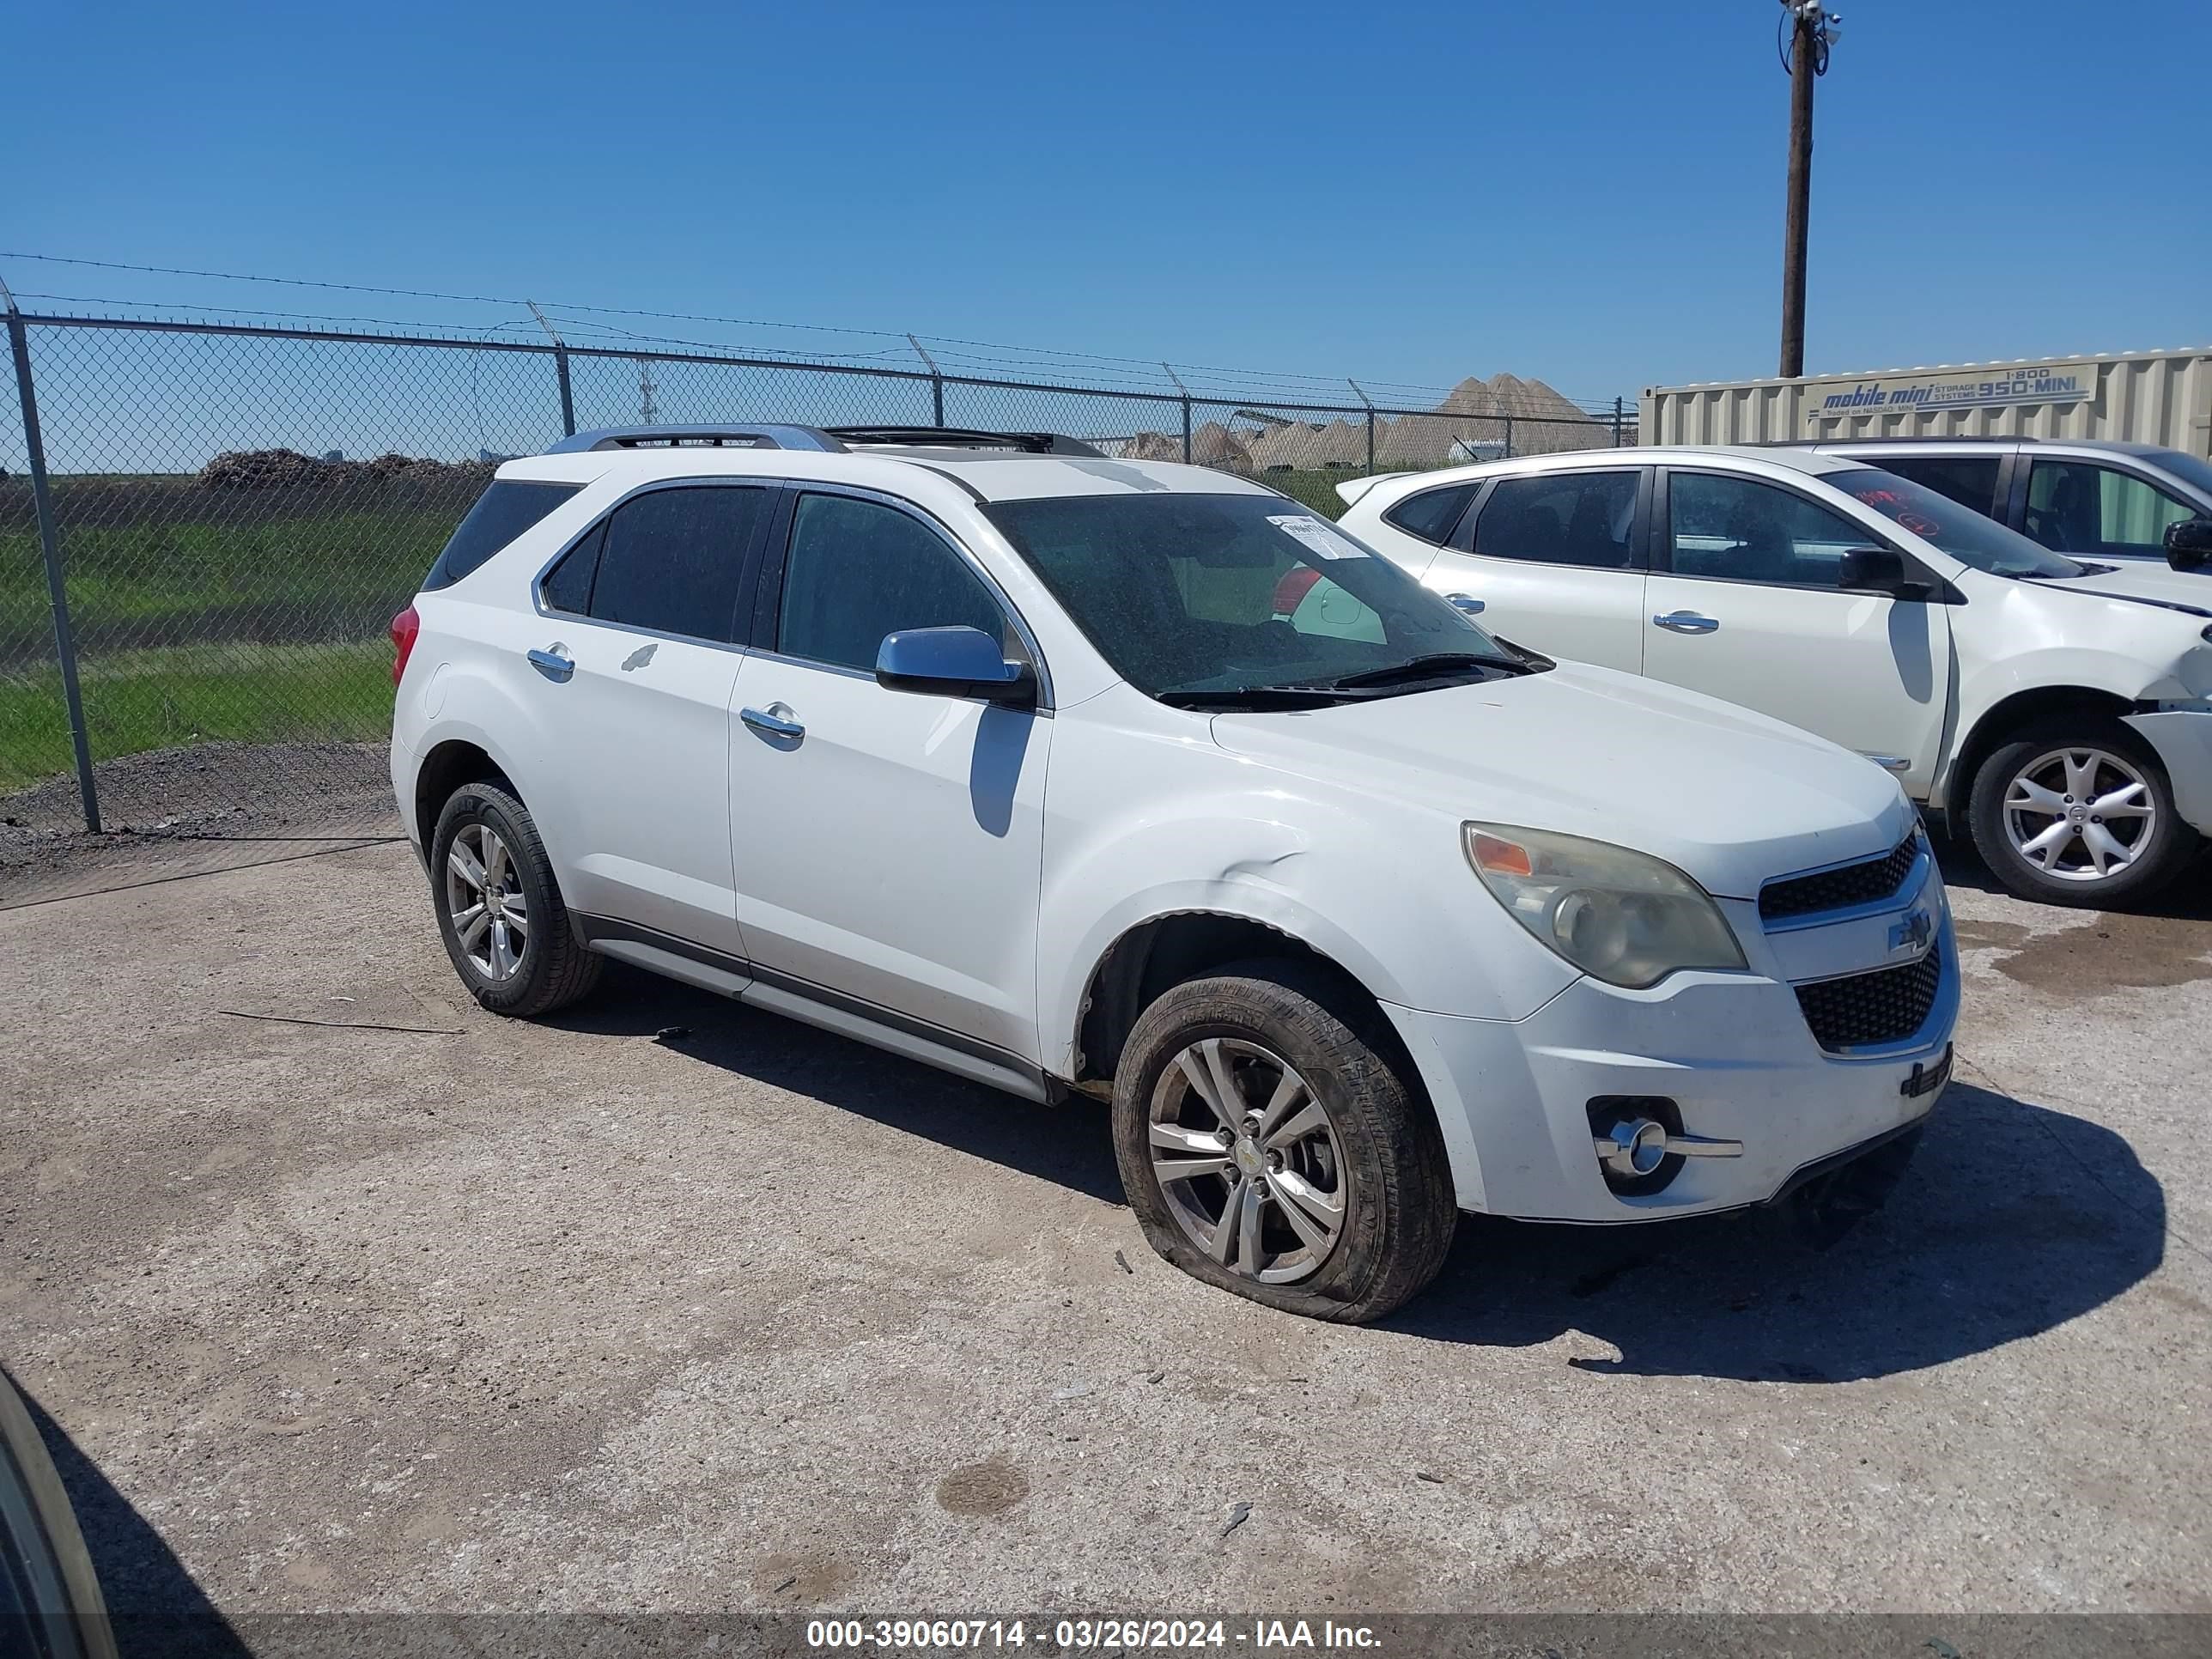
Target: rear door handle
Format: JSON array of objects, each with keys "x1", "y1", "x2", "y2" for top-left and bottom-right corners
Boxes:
[
  {"x1": 740, "y1": 704, "x2": 805, "y2": 741},
  {"x1": 1444, "y1": 592, "x2": 1486, "y2": 616},
  {"x1": 1652, "y1": 611, "x2": 1719, "y2": 635},
  {"x1": 526, "y1": 646, "x2": 574, "y2": 683}
]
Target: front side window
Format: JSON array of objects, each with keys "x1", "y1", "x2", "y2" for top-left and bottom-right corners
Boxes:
[
  {"x1": 546, "y1": 485, "x2": 767, "y2": 641},
  {"x1": 1875, "y1": 455, "x2": 2002, "y2": 516},
  {"x1": 777, "y1": 493, "x2": 1007, "y2": 673},
  {"x1": 1470, "y1": 471, "x2": 1639, "y2": 569},
  {"x1": 1381, "y1": 482, "x2": 1478, "y2": 545},
  {"x1": 1832, "y1": 469, "x2": 2081, "y2": 578},
  {"x1": 2026, "y1": 459, "x2": 2195, "y2": 557},
  {"x1": 983, "y1": 492, "x2": 1516, "y2": 702},
  {"x1": 1666, "y1": 472, "x2": 1869, "y2": 586}
]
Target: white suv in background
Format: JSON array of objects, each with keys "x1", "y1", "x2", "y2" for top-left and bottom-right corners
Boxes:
[
  {"x1": 392, "y1": 424, "x2": 1955, "y2": 1322},
  {"x1": 1339, "y1": 448, "x2": 2212, "y2": 907}
]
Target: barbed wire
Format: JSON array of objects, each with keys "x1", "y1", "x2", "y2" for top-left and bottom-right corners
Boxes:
[{"x1": 0, "y1": 250, "x2": 1634, "y2": 416}]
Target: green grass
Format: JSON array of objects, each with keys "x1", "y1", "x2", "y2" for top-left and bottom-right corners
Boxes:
[
  {"x1": 0, "y1": 507, "x2": 459, "y2": 632},
  {"x1": 0, "y1": 477, "x2": 462, "y2": 790},
  {"x1": 0, "y1": 638, "x2": 392, "y2": 792}
]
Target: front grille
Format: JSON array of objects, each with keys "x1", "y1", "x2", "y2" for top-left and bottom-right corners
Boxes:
[
  {"x1": 1796, "y1": 951, "x2": 1943, "y2": 1051},
  {"x1": 1759, "y1": 836, "x2": 1920, "y2": 922}
]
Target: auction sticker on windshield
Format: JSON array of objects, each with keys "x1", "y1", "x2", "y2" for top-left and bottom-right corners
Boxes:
[{"x1": 1267, "y1": 514, "x2": 1367, "y2": 560}]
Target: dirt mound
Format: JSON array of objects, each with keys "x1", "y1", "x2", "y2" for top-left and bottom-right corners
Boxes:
[{"x1": 198, "y1": 449, "x2": 495, "y2": 490}]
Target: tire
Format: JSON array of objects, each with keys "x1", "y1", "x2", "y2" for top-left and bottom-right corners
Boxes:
[
  {"x1": 1111, "y1": 958, "x2": 1457, "y2": 1323},
  {"x1": 428, "y1": 781, "x2": 602, "y2": 1017},
  {"x1": 1966, "y1": 715, "x2": 2198, "y2": 907}
]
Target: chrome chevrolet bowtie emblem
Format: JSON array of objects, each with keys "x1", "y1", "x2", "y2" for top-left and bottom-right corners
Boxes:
[{"x1": 1889, "y1": 910, "x2": 1933, "y2": 954}]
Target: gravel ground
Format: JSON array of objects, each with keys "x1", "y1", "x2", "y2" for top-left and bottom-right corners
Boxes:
[
  {"x1": 1, "y1": 837, "x2": 2207, "y2": 1627},
  {"x1": 0, "y1": 742, "x2": 398, "y2": 904}
]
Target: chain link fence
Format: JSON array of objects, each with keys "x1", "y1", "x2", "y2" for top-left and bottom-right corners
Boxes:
[{"x1": 0, "y1": 307, "x2": 1632, "y2": 901}]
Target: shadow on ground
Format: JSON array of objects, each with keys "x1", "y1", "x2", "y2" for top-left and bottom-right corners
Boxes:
[
  {"x1": 1930, "y1": 822, "x2": 2212, "y2": 921},
  {"x1": 12, "y1": 1380, "x2": 248, "y2": 1657},
  {"x1": 561, "y1": 968, "x2": 2165, "y2": 1385}
]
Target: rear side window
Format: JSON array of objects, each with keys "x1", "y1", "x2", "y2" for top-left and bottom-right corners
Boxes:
[
  {"x1": 1381, "y1": 483, "x2": 1477, "y2": 545},
  {"x1": 422, "y1": 481, "x2": 580, "y2": 590},
  {"x1": 1472, "y1": 471, "x2": 1641, "y2": 569},
  {"x1": 1874, "y1": 456, "x2": 2002, "y2": 516},
  {"x1": 541, "y1": 486, "x2": 768, "y2": 641}
]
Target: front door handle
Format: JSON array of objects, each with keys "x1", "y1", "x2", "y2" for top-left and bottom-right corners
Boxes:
[
  {"x1": 1652, "y1": 611, "x2": 1720, "y2": 635},
  {"x1": 1444, "y1": 592, "x2": 1486, "y2": 616},
  {"x1": 526, "y1": 646, "x2": 574, "y2": 683},
  {"x1": 740, "y1": 703, "x2": 805, "y2": 741}
]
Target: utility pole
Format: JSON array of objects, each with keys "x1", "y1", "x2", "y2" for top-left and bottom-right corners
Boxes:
[{"x1": 1778, "y1": 2, "x2": 1841, "y2": 379}]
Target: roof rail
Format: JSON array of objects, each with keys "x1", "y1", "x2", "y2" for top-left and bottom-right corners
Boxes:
[
  {"x1": 545, "y1": 424, "x2": 845, "y2": 454},
  {"x1": 823, "y1": 425, "x2": 1104, "y2": 458}
]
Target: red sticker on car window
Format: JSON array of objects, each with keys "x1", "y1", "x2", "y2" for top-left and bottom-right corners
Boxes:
[{"x1": 1898, "y1": 512, "x2": 1941, "y2": 537}]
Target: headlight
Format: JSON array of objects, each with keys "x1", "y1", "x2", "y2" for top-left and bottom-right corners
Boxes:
[{"x1": 1463, "y1": 822, "x2": 1747, "y2": 989}]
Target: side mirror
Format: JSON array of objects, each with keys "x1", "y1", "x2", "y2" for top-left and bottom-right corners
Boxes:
[
  {"x1": 1838, "y1": 546, "x2": 1934, "y2": 600},
  {"x1": 2165, "y1": 517, "x2": 2212, "y2": 573},
  {"x1": 875, "y1": 626, "x2": 1036, "y2": 705}
]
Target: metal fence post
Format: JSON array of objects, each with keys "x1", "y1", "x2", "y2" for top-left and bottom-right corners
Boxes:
[
  {"x1": 1613, "y1": 396, "x2": 1625, "y2": 447},
  {"x1": 908, "y1": 336, "x2": 945, "y2": 426},
  {"x1": 3, "y1": 295, "x2": 100, "y2": 832},
  {"x1": 527, "y1": 302, "x2": 575, "y2": 436},
  {"x1": 1502, "y1": 415, "x2": 1515, "y2": 459},
  {"x1": 1162, "y1": 363, "x2": 1192, "y2": 462},
  {"x1": 1349, "y1": 380, "x2": 1376, "y2": 474}
]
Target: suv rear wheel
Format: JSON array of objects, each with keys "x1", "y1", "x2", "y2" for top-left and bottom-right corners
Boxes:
[
  {"x1": 1110, "y1": 960, "x2": 1456, "y2": 1322},
  {"x1": 1966, "y1": 715, "x2": 2197, "y2": 906},
  {"x1": 429, "y1": 781, "x2": 602, "y2": 1016}
]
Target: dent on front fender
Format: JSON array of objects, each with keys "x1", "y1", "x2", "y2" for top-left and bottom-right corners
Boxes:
[{"x1": 2123, "y1": 709, "x2": 2212, "y2": 833}]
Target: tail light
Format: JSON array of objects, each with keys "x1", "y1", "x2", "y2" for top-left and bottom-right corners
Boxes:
[
  {"x1": 1271, "y1": 566, "x2": 1324, "y2": 615},
  {"x1": 391, "y1": 605, "x2": 421, "y2": 686}
]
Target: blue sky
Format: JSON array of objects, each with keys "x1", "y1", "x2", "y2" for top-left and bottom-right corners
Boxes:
[{"x1": 7, "y1": 0, "x2": 2208, "y2": 406}]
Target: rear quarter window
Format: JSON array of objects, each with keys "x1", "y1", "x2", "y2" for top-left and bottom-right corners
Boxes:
[
  {"x1": 422, "y1": 481, "x2": 582, "y2": 591},
  {"x1": 1381, "y1": 483, "x2": 1478, "y2": 545}
]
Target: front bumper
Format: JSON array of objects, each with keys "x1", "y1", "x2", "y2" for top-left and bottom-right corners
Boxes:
[
  {"x1": 2123, "y1": 708, "x2": 2212, "y2": 836},
  {"x1": 1383, "y1": 906, "x2": 1959, "y2": 1225}
]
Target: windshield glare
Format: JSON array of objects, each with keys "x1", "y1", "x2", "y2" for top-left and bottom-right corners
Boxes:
[
  {"x1": 1830, "y1": 468, "x2": 2084, "y2": 578},
  {"x1": 983, "y1": 492, "x2": 1510, "y2": 698}
]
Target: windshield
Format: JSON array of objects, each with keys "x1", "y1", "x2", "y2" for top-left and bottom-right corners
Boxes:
[
  {"x1": 982, "y1": 492, "x2": 1521, "y2": 702},
  {"x1": 2150, "y1": 447, "x2": 2212, "y2": 501},
  {"x1": 1830, "y1": 468, "x2": 2084, "y2": 579}
]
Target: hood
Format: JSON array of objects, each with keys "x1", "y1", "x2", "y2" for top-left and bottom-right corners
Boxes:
[
  {"x1": 2024, "y1": 562, "x2": 2212, "y2": 616},
  {"x1": 1207, "y1": 665, "x2": 1912, "y2": 900}
]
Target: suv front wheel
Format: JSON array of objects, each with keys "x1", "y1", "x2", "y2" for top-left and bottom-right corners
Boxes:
[
  {"x1": 1966, "y1": 715, "x2": 2197, "y2": 906},
  {"x1": 1111, "y1": 960, "x2": 1457, "y2": 1322},
  {"x1": 429, "y1": 781, "x2": 603, "y2": 1017}
]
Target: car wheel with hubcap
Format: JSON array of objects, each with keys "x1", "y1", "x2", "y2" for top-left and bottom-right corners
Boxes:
[
  {"x1": 1967, "y1": 716, "x2": 2197, "y2": 907},
  {"x1": 429, "y1": 781, "x2": 602, "y2": 1016},
  {"x1": 1111, "y1": 958, "x2": 1456, "y2": 1322}
]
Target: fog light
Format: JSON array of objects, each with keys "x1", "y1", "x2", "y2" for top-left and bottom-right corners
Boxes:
[
  {"x1": 1585, "y1": 1096, "x2": 1744, "y2": 1197},
  {"x1": 1598, "y1": 1118, "x2": 1671, "y2": 1178}
]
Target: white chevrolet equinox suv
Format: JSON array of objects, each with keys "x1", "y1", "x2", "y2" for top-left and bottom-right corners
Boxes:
[{"x1": 391, "y1": 423, "x2": 1958, "y2": 1322}]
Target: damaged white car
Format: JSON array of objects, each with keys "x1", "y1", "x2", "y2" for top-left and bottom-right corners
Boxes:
[
  {"x1": 391, "y1": 425, "x2": 1956, "y2": 1322},
  {"x1": 1339, "y1": 447, "x2": 2212, "y2": 907}
]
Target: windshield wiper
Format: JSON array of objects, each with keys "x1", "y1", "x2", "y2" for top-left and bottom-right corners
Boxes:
[
  {"x1": 1155, "y1": 686, "x2": 1371, "y2": 710},
  {"x1": 1322, "y1": 652, "x2": 1532, "y2": 690}
]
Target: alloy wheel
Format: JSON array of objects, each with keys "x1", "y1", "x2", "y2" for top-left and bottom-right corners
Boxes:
[
  {"x1": 1147, "y1": 1036, "x2": 1349, "y2": 1284},
  {"x1": 2002, "y1": 746, "x2": 2157, "y2": 884},
  {"x1": 446, "y1": 822, "x2": 529, "y2": 980}
]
